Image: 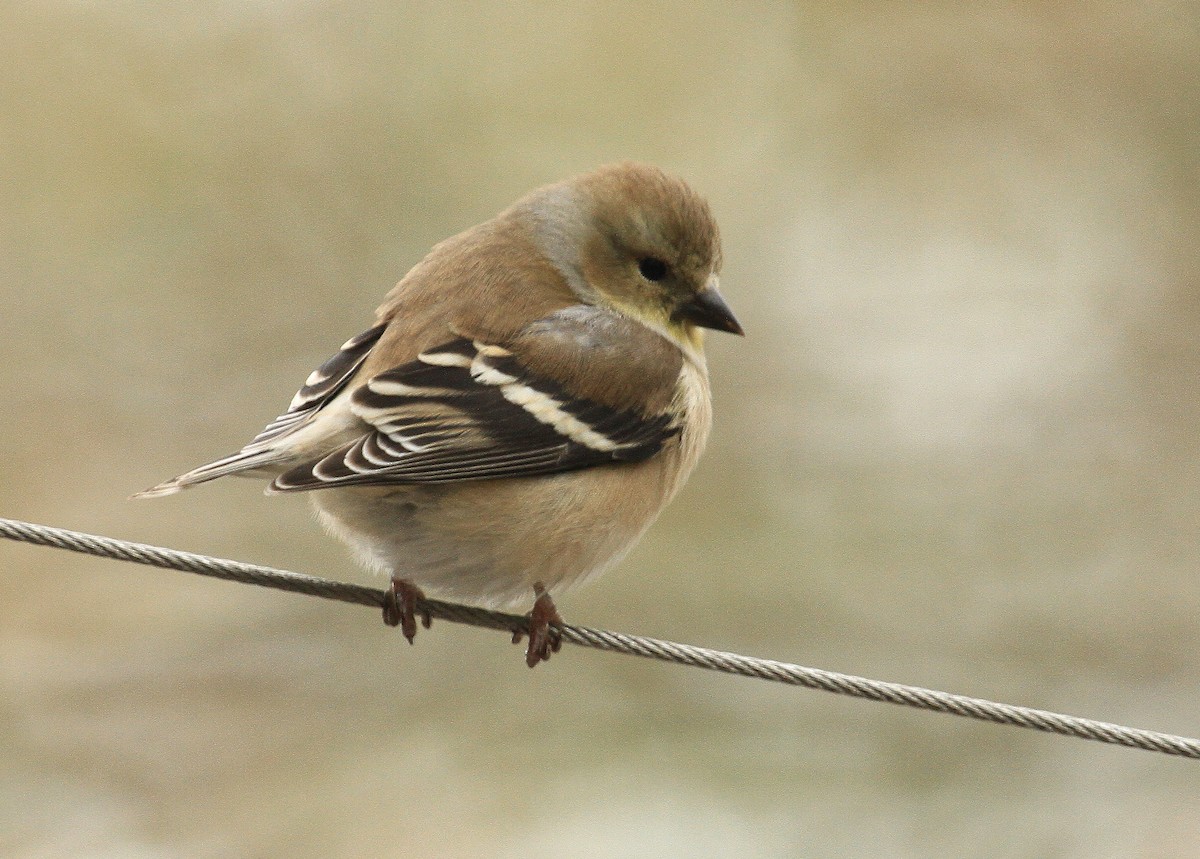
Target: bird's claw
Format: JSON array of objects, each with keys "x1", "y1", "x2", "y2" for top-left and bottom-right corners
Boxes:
[
  {"x1": 512, "y1": 582, "x2": 563, "y2": 668},
  {"x1": 382, "y1": 578, "x2": 431, "y2": 644}
]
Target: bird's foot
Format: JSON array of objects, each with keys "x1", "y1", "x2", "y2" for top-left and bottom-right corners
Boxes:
[
  {"x1": 382, "y1": 577, "x2": 431, "y2": 644},
  {"x1": 512, "y1": 582, "x2": 563, "y2": 668}
]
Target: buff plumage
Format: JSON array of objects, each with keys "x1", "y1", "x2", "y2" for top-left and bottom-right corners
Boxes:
[{"x1": 136, "y1": 162, "x2": 741, "y2": 666}]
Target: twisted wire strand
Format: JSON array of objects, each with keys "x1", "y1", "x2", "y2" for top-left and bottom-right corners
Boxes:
[{"x1": 3, "y1": 515, "x2": 1198, "y2": 759}]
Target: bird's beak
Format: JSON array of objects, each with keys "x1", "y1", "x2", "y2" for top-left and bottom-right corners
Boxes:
[{"x1": 673, "y1": 284, "x2": 744, "y2": 336}]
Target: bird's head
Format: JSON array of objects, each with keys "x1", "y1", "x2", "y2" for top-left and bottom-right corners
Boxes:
[{"x1": 520, "y1": 162, "x2": 742, "y2": 353}]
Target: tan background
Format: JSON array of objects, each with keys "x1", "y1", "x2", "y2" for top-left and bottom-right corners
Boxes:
[{"x1": 3, "y1": 3, "x2": 1199, "y2": 857}]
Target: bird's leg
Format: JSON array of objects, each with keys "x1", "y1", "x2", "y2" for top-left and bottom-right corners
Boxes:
[
  {"x1": 512, "y1": 582, "x2": 563, "y2": 668},
  {"x1": 382, "y1": 577, "x2": 431, "y2": 644}
]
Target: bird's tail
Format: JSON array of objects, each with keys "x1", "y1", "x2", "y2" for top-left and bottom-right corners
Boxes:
[{"x1": 131, "y1": 449, "x2": 285, "y2": 499}]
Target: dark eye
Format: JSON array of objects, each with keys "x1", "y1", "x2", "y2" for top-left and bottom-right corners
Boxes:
[{"x1": 637, "y1": 257, "x2": 669, "y2": 282}]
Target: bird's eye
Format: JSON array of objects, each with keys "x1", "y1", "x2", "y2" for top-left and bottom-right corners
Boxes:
[{"x1": 637, "y1": 257, "x2": 669, "y2": 282}]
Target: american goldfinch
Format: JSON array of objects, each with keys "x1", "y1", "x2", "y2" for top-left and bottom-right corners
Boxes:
[{"x1": 136, "y1": 162, "x2": 741, "y2": 666}]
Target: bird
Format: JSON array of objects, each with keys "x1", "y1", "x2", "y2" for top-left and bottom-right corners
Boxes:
[{"x1": 135, "y1": 162, "x2": 742, "y2": 667}]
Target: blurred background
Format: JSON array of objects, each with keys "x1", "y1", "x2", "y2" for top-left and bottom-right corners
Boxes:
[{"x1": 2, "y1": 3, "x2": 1199, "y2": 856}]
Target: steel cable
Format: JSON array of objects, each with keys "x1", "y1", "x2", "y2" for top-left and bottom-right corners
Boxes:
[{"x1": 3, "y1": 516, "x2": 1197, "y2": 759}]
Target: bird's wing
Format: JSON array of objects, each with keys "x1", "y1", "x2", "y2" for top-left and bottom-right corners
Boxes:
[
  {"x1": 244, "y1": 322, "x2": 389, "y2": 448},
  {"x1": 269, "y1": 310, "x2": 684, "y2": 491},
  {"x1": 133, "y1": 323, "x2": 388, "y2": 497}
]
